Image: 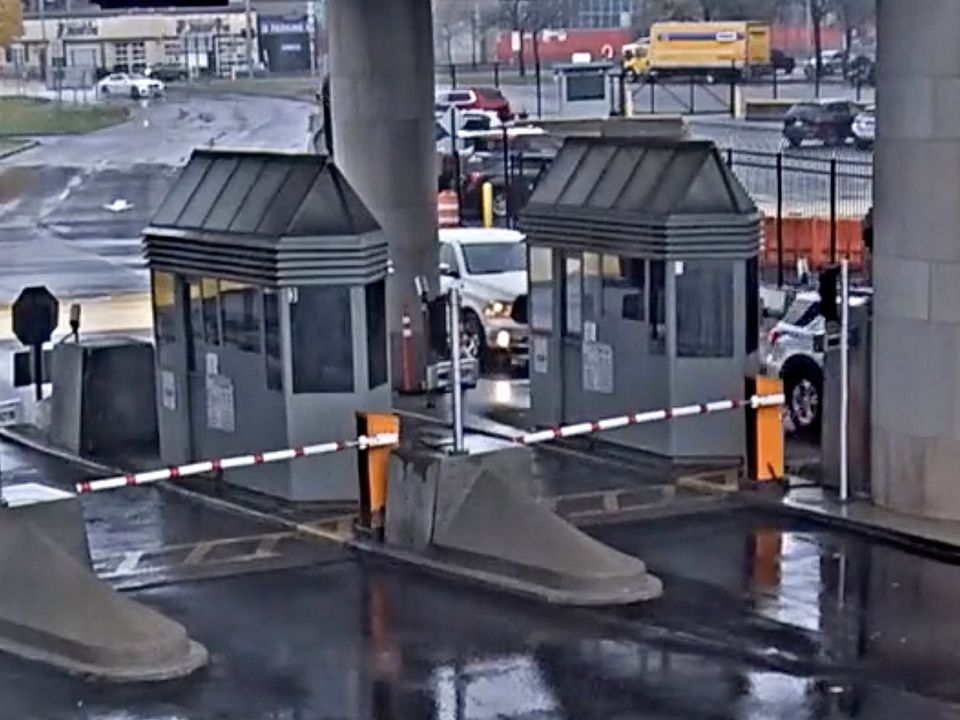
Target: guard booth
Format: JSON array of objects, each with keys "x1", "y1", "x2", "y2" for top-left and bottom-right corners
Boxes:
[
  {"x1": 519, "y1": 137, "x2": 761, "y2": 462},
  {"x1": 554, "y1": 61, "x2": 616, "y2": 119},
  {"x1": 143, "y1": 150, "x2": 390, "y2": 501}
]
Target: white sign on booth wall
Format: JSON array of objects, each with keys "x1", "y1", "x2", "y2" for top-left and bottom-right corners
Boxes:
[
  {"x1": 582, "y1": 342, "x2": 614, "y2": 394},
  {"x1": 161, "y1": 370, "x2": 177, "y2": 411},
  {"x1": 206, "y1": 375, "x2": 236, "y2": 433},
  {"x1": 532, "y1": 337, "x2": 549, "y2": 374}
]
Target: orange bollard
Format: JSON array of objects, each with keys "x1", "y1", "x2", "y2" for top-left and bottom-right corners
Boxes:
[
  {"x1": 356, "y1": 412, "x2": 400, "y2": 538},
  {"x1": 747, "y1": 376, "x2": 785, "y2": 482}
]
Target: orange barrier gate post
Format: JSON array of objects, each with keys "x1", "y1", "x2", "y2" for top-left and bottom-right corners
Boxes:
[
  {"x1": 746, "y1": 375, "x2": 784, "y2": 483},
  {"x1": 356, "y1": 412, "x2": 400, "y2": 538}
]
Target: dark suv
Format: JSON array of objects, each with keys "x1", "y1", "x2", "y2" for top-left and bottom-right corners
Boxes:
[
  {"x1": 460, "y1": 131, "x2": 560, "y2": 220},
  {"x1": 783, "y1": 100, "x2": 860, "y2": 148}
]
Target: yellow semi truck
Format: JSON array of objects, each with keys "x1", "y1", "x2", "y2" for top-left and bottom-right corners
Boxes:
[{"x1": 623, "y1": 21, "x2": 772, "y2": 82}]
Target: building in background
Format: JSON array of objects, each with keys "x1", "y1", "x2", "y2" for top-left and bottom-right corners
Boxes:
[
  {"x1": 0, "y1": 7, "x2": 258, "y2": 79},
  {"x1": 566, "y1": 0, "x2": 634, "y2": 29}
]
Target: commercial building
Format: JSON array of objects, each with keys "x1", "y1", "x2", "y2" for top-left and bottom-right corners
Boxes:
[
  {"x1": 0, "y1": 8, "x2": 257, "y2": 79},
  {"x1": 0, "y1": 2, "x2": 320, "y2": 79}
]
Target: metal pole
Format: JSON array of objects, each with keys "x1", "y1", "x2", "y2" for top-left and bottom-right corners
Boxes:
[
  {"x1": 501, "y1": 124, "x2": 511, "y2": 227},
  {"x1": 776, "y1": 152, "x2": 784, "y2": 287},
  {"x1": 244, "y1": 0, "x2": 255, "y2": 77},
  {"x1": 533, "y1": 32, "x2": 542, "y2": 119},
  {"x1": 38, "y1": 0, "x2": 46, "y2": 83},
  {"x1": 830, "y1": 157, "x2": 838, "y2": 263},
  {"x1": 649, "y1": 76, "x2": 655, "y2": 114},
  {"x1": 451, "y1": 63, "x2": 458, "y2": 88},
  {"x1": 840, "y1": 258, "x2": 849, "y2": 502},
  {"x1": 494, "y1": 62, "x2": 500, "y2": 88},
  {"x1": 772, "y1": 66, "x2": 779, "y2": 99},
  {"x1": 450, "y1": 107, "x2": 463, "y2": 216},
  {"x1": 449, "y1": 287, "x2": 465, "y2": 454},
  {"x1": 689, "y1": 75, "x2": 695, "y2": 113}
]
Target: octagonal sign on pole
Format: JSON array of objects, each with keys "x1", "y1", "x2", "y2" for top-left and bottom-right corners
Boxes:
[{"x1": 12, "y1": 286, "x2": 59, "y2": 400}]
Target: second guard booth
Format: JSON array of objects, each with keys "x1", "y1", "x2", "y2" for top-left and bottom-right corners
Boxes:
[
  {"x1": 519, "y1": 136, "x2": 762, "y2": 464},
  {"x1": 143, "y1": 150, "x2": 390, "y2": 501}
]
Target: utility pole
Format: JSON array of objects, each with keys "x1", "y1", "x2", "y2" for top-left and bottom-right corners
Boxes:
[
  {"x1": 38, "y1": 0, "x2": 47, "y2": 83},
  {"x1": 243, "y1": 0, "x2": 254, "y2": 77}
]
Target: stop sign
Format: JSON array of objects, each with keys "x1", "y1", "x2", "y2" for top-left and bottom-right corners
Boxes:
[{"x1": 12, "y1": 286, "x2": 59, "y2": 346}]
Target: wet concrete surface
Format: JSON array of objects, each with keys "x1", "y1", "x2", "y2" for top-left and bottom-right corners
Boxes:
[{"x1": 4, "y1": 506, "x2": 960, "y2": 718}]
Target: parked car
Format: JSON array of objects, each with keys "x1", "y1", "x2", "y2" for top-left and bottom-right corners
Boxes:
[
  {"x1": 435, "y1": 86, "x2": 512, "y2": 121},
  {"x1": 803, "y1": 49, "x2": 846, "y2": 80},
  {"x1": 764, "y1": 289, "x2": 871, "y2": 431},
  {"x1": 438, "y1": 228, "x2": 528, "y2": 364},
  {"x1": 852, "y1": 106, "x2": 875, "y2": 150},
  {"x1": 771, "y1": 48, "x2": 796, "y2": 75},
  {"x1": 145, "y1": 64, "x2": 188, "y2": 82},
  {"x1": 460, "y1": 128, "x2": 560, "y2": 220},
  {"x1": 97, "y1": 72, "x2": 164, "y2": 99},
  {"x1": 782, "y1": 99, "x2": 860, "y2": 148}
]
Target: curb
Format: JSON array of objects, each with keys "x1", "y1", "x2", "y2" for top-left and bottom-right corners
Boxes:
[
  {"x1": 745, "y1": 490, "x2": 960, "y2": 562},
  {"x1": 0, "y1": 139, "x2": 38, "y2": 160},
  {"x1": 688, "y1": 117, "x2": 783, "y2": 133}
]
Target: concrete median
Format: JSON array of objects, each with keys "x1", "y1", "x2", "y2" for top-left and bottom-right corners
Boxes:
[
  {"x1": 0, "y1": 507, "x2": 208, "y2": 681},
  {"x1": 383, "y1": 445, "x2": 662, "y2": 605}
]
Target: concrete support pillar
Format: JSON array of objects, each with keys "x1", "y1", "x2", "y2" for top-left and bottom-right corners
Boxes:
[
  {"x1": 327, "y1": 0, "x2": 437, "y2": 379},
  {"x1": 872, "y1": 0, "x2": 960, "y2": 518}
]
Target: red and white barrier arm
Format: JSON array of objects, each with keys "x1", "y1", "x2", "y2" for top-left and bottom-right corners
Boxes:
[
  {"x1": 75, "y1": 432, "x2": 400, "y2": 495},
  {"x1": 512, "y1": 393, "x2": 784, "y2": 447}
]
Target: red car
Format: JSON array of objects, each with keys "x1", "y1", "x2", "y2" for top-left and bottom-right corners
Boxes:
[{"x1": 436, "y1": 86, "x2": 512, "y2": 122}]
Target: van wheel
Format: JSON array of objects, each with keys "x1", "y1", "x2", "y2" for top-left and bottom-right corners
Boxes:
[
  {"x1": 784, "y1": 366, "x2": 822, "y2": 433},
  {"x1": 461, "y1": 311, "x2": 486, "y2": 363}
]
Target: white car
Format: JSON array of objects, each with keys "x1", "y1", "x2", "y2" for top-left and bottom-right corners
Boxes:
[
  {"x1": 852, "y1": 106, "x2": 875, "y2": 150},
  {"x1": 97, "y1": 73, "x2": 164, "y2": 99},
  {"x1": 765, "y1": 289, "x2": 871, "y2": 431},
  {"x1": 439, "y1": 227, "x2": 528, "y2": 364}
]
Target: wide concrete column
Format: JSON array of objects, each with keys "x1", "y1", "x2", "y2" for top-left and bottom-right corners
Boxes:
[
  {"x1": 872, "y1": 0, "x2": 960, "y2": 518},
  {"x1": 328, "y1": 0, "x2": 437, "y2": 378}
]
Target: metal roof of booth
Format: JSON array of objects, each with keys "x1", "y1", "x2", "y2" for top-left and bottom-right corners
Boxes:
[
  {"x1": 143, "y1": 150, "x2": 387, "y2": 286},
  {"x1": 519, "y1": 137, "x2": 760, "y2": 258}
]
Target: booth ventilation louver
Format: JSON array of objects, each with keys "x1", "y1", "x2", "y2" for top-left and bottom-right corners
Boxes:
[{"x1": 144, "y1": 149, "x2": 385, "y2": 285}]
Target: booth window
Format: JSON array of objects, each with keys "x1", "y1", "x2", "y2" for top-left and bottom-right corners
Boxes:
[
  {"x1": 201, "y1": 278, "x2": 221, "y2": 346},
  {"x1": 602, "y1": 255, "x2": 645, "y2": 322},
  {"x1": 529, "y1": 246, "x2": 553, "y2": 332},
  {"x1": 649, "y1": 260, "x2": 666, "y2": 355},
  {"x1": 220, "y1": 281, "x2": 262, "y2": 353},
  {"x1": 152, "y1": 271, "x2": 177, "y2": 347},
  {"x1": 583, "y1": 253, "x2": 602, "y2": 323},
  {"x1": 564, "y1": 254, "x2": 582, "y2": 337},
  {"x1": 291, "y1": 285, "x2": 354, "y2": 393},
  {"x1": 566, "y1": 73, "x2": 605, "y2": 101},
  {"x1": 263, "y1": 289, "x2": 283, "y2": 392},
  {"x1": 676, "y1": 261, "x2": 734, "y2": 358},
  {"x1": 365, "y1": 280, "x2": 388, "y2": 389},
  {"x1": 746, "y1": 258, "x2": 759, "y2": 354}
]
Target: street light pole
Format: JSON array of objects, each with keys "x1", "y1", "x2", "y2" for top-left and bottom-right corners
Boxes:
[
  {"x1": 38, "y1": 0, "x2": 47, "y2": 83},
  {"x1": 243, "y1": 0, "x2": 254, "y2": 77}
]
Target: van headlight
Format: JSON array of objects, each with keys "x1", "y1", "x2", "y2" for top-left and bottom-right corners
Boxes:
[{"x1": 483, "y1": 300, "x2": 512, "y2": 319}]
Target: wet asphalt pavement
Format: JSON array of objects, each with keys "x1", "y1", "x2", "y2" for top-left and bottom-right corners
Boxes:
[
  {"x1": 0, "y1": 92, "x2": 315, "y2": 304},
  {"x1": 4, "y1": 439, "x2": 960, "y2": 718}
]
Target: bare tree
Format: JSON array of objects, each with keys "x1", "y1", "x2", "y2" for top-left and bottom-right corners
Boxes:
[{"x1": 499, "y1": 0, "x2": 567, "y2": 76}]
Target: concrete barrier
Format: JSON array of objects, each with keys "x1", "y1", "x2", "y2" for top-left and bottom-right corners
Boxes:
[
  {"x1": 741, "y1": 99, "x2": 796, "y2": 122},
  {"x1": 0, "y1": 508, "x2": 208, "y2": 681},
  {"x1": 383, "y1": 444, "x2": 662, "y2": 605}
]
